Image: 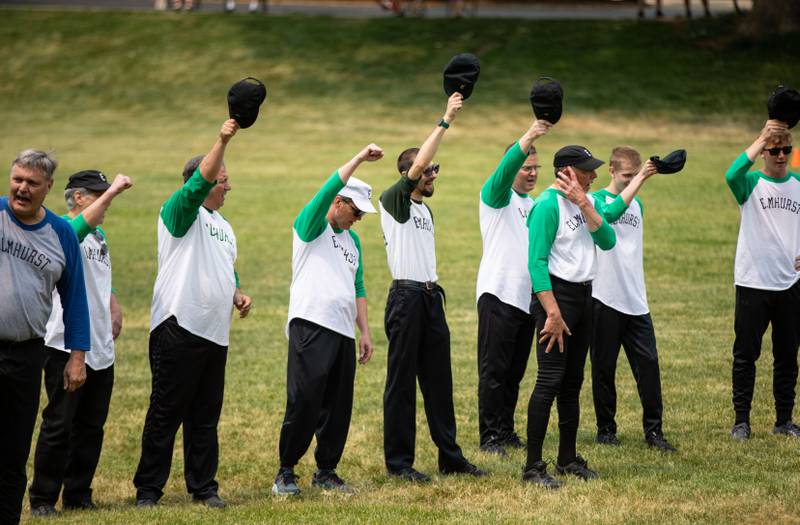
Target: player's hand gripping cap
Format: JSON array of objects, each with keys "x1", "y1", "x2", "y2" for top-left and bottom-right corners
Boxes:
[
  {"x1": 649, "y1": 149, "x2": 687, "y2": 174},
  {"x1": 227, "y1": 77, "x2": 267, "y2": 129},
  {"x1": 767, "y1": 85, "x2": 800, "y2": 129},
  {"x1": 443, "y1": 53, "x2": 480, "y2": 100},
  {"x1": 530, "y1": 77, "x2": 564, "y2": 125}
]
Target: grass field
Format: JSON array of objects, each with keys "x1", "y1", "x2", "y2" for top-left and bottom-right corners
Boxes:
[{"x1": 2, "y1": 9, "x2": 800, "y2": 524}]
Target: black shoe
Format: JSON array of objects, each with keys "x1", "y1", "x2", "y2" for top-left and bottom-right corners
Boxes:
[
  {"x1": 192, "y1": 494, "x2": 227, "y2": 508},
  {"x1": 522, "y1": 461, "x2": 561, "y2": 490},
  {"x1": 135, "y1": 498, "x2": 157, "y2": 508},
  {"x1": 387, "y1": 467, "x2": 431, "y2": 483},
  {"x1": 63, "y1": 500, "x2": 97, "y2": 511},
  {"x1": 500, "y1": 432, "x2": 526, "y2": 449},
  {"x1": 30, "y1": 504, "x2": 58, "y2": 517},
  {"x1": 645, "y1": 432, "x2": 677, "y2": 452},
  {"x1": 479, "y1": 442, "x2": 507, "y2": 456},
  {"x1": 773, "y1": 421, "x2": 800, "y2": 437},
  {"x1": 312, "y1": 469, "x2": 353, "y2": 493},
  {"x1": 731, "y1": 422, "x2": 751, "y2": 441},
  {"x1": 555, "y1": 455, "x2": 599, "y2": 481},
  {"x1": 440, "y1": 461, "x2": 488, "y2": 477},
  {"x1": 596, "y1": 431, "x2": 621, "y2": 446},
  {"x1": 272, "y1": 468, "x2": 301, "y2": 496}
]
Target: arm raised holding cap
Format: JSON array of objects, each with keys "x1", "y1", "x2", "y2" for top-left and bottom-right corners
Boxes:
[
  {"x1": 199, "y1": 119, "x2": 239, "y2": 184},
  {"x1": 406, "y1": 93, "x2": 463, "y2": 182}
]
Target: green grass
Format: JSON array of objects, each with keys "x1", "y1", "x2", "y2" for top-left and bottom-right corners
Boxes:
[{"x1": 2, "y1": 9, "x2": 800, "y2": 525}]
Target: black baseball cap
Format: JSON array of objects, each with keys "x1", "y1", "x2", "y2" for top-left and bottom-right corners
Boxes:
[
  {"x1": 65, "y1": 170, "x2": 111, "y2": 191},
  {"x1": 767, "y1": 85, "x2": 800, "y2": 129},
  {"x1": 530, "y1": 77, "x2": 564, "y2": 125},
  {"x1": 443, "y1": 53, "x2": 480, "y2": 100},
  {"x1": 650, "y1": 149, "x2": 687, "y2": 174},
  {"x1": 227, "y1": 77, "x2": 267, "y2": 129},
  {"x1": 553, "y1": 145, "x2": 604, "y2": 171}
]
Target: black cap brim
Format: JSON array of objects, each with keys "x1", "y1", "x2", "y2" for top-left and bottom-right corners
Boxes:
[{"x1": 573, "y1": 158, "x2": 604, "y2": 171}]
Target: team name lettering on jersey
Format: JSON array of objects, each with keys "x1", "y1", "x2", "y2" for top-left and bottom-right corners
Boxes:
[
  {"x1": 1, "y1": 235, "x2": 53, "y2": 269},
  {"x1": 612, "y1": 212, "x2": 641, "y2": 228},
  {"x1": 565, "y1": 212, "x2": 587, "y2": 231},
  {"x1": 331, "y1": 235, "x2": 358, "y2": 266},
  {"x1": 412, "y1": 216, "x2": 433, "y2": 232},
  {"x1": 758, "y1": 196, "x2": 800, "y2": 215},
  {"x1": 205, "y1": 223, "x2": 234, "y2": 245},
  {"x1": 517, "y1": 207, "x2": 529, "y2": 220}
]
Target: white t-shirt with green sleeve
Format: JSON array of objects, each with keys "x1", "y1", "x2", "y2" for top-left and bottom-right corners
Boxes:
[
  {"x1": 150, "y1": 169, "x2": 238, "y2": 346},
  {"x1": 45, "y1": 213, "x2": 115, "y2": 370},
  {"x1": 527, "y1": 188, "x2": 617, "y2": 293},
  {"x1": 591, "y1": 189, "x2": 649, "y2": 316},
  {"x1": 379, "y1": 176, "x2": 437, "y2": 282},
  {"x1": 288, "y1": 171, "x2": 365, "y2": 339},
  {"x1": 476, "y1": 142, "x2": 535, "y2": 313},
  {"x1": 726, "y1": 152, "x2": 800, "y2": 291}
]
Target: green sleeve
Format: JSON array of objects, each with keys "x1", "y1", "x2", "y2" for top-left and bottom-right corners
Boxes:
[
  {"x1": 591, "y1": 197, "x2": 617, "y2": 250},
  {"x1": 725, "y1": 152, "x2": 760, "y2": 205},
  {"x1": 481, "y1": 142, "x2": 528, "y2": 208},
  {"x1": 294, "y1": 171, "x2": 345, "y2": 242},
  {"x1": 379, "y1": 176, "x2": 418, "y2": 224},
  {"x1": 350, "y1": 229, "x2": 366, "y2": 298},
  {"x1": 528, "y1": 190, "x2": 559, "y2": 293},
  {"x1": 595, "y1": 192, "x2": 628, "y2": 223},
  {"x1": 68, "y1": 213, "x2": 94, "y2": 242},
  {"x1": 234, "y1": 270, "x2": 240, "y2": 289},
  {"x1": 160, "y1": 168, "x2": 216, "y2": 238}
]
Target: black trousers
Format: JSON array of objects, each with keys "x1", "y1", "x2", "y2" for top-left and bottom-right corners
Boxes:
[
  {"x1": 477, "y1": 293, "x2": 534, "y2": 446},
  {"x1": 278, "y1": 318, "x2": 356, "y2": 471},
  {"x1": 383, "y1": 282, "x2": 467, "y2": 472},
  {"x1": 29, "y1": 348, "x2": 114, "y2": 508},
  {"x1": 0, "y1": 338, "x2": 45, "y2": 525},
  {"x1": 133, "y1": 316, "x2": 227, "y2": 501},
  {"x1": 526, "y1": 276, "x2": 593, "y2": 468},
  {"x1": 590, "y1": 300, "x2": 663, "y2": 436},
  {"x1": 732, "y1": 281, "x2": 800, "y2": 426}
]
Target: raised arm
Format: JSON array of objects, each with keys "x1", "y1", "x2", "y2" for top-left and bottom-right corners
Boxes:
[
  {"x1": 407, "y1": 93, "x2": 463, "y2": 182},
  {"x1": 601, "y1": 159, "x2": 658, "y2": 223},
  {"x1": 745, "y1": 119, "x2": 787, "y2": 162},
  {"x1": 199, "y1": 119, "x2": 239, "y2": 184},
  {"x1": 80, "y1": 175, "x2": 133, "y2": 232}
]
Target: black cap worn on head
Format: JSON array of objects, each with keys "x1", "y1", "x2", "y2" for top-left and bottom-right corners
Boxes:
[
  {"x1": 767, "y1": 85, "x2": 800, "y2": 129},
  {"x1": 227, "y1": 77, "x2": 267, "y2": 129},
  {"x1": 443, "y1": 53, "x2": 480, "y2": 100},
  {"x1": 650, "y1": 149, "x2": 687, "y2": 174},
  {"x1": 65, "y1": 170, "x2": 111, "y2": 191},
  {"x1": 553, "y1": 145, "x2": 604, "y2": 171},
  {"x1": 530, "y1": 77, "x2": 564, "y2": 124}
]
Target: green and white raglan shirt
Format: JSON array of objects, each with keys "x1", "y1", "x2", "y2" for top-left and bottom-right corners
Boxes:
[
  {"x1": 527, "y1": 188, "x2": 617, "y2": 293},
  {"x1": 591, "y1": 190, "x2": 649, "y2": 316},
  {"x1": 287, "y1": 171, "x2": 365, "y2": 339},
  {"x1": 379, "y1": 176, "x2": 437, "y2": 282},
  {"x1": 726, "y1": 152, "x2": 800, "y2": 291},
  {"x1": 476, "y1": 141, "x2": 535, "y2": 313},
  {"x1": 150, "y1": 168, "x2": 238, "y2": 347},
  {"x1": 46, "y1": 214, "x2": 115, "y2": 370}
]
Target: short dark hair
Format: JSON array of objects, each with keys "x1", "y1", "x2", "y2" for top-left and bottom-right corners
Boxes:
[
  {"x1": 182, "y1": 155, "x2": 204, "y2": 183},
  {"x1": 397, "y1": 148, "x2": 419, "y2": 175},
  {"x1": 504, "y1": 142, "x2": 537, "y2": 155}
]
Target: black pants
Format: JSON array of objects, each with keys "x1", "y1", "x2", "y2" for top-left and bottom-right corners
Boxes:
[
  {"x1": 590, "y1": 300, "x2": 663, "y2": 436},
  {"x1": 526, "y1": 276, "x2": 592, "y2": 468},
  {"x1": 0, "y1": 338, "x2": 45, "y2": 525},
  {"x1": 477, "y1": 293, "x2": 534, "y2": 446},
  {"x1": 133, "y1": 316, "x2": 227, "y2": 502},
  {"x1": 29, "y1": 348, "x2": 114, "y2": 508},
  {"x1": 732, "y1": 281, "x2": 800, "y2": 426},
  {"x1": 278, "y1": 319, "x2": 356, "y2": 471},
  {"x1": 383, "y1": 282, "x2": 467, "y2": 472}
]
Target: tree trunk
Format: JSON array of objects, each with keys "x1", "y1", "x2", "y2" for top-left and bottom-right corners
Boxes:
[{"x1": 741, "y1": 0, "x2": 800, "y2": 35}]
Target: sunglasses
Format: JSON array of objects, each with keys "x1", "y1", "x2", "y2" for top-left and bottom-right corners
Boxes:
[
  {"x1": 422, "y1": 164, "x2": 440, "y2": 177},
  {"x1": 344, "y1": 200, "x2": 365, "y2": 218},
  {"x1": 765, "y1": 146, "x2": 793, "y2": 156}
]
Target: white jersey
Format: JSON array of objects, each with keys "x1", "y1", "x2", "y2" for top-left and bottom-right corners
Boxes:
[
  {"x1": 726, "y1": 153, "x2": 800, "y2": 291},
  {"x1": 592, "y1": 191, "x2": 649, "y2": 316},
  {"x1": 550, "y1": 192, "x2": 601, "y2": 283}
]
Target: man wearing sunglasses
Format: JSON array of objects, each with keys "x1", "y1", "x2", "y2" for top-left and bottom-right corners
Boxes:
[
  {"x1": 475, "y1": 118, "x2": 552, "y2": 456},
  {"x1": 380, "y1": 92, "x2": 486, "y2": 482},
  {"x1": 726, "y1": 119, "x2": 800, "y2": 441},
  {"x1": 28, "y1": 170, "x2": 132, "y2": 516},
  {"x1": 273, "y1": 144, "x2": 381, "y2": 496}
]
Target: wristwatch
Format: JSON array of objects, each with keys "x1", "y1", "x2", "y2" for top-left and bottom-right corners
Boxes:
[{"x1": 437, "y1": 118, "x2": 450, "y2": 129}]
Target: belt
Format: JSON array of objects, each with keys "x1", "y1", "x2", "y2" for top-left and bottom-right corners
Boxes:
[
  {"x1": 391, "y1": 279, "x2": 440, "y2": 292},
  {"x1": 550, "y1": 274, "x2": 591, "y2": 287}
]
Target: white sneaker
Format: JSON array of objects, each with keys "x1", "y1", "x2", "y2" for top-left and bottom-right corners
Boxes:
[
  {"x1": 225, "y1": 0, "x2": 236, "y2": 12},
  {"x1": 249, "y1": 0, "x2": 259, "y2": 12}
]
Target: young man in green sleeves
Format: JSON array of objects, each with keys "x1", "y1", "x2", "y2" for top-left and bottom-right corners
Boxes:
[
  {"x1": 29, "y1": 170, "x2": 132, "y2": 516},
  {"x1": 475, "y1": 118, "x2": 552, "y2": 455},
  {"x1": 134, "y1": 119, "x2": 252, "y2": 509},
  {"x1": 273, "y1": 144, "x2": 382, "y2": 496}
]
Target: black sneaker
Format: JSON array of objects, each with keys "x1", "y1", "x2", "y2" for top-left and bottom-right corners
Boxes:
[
  {"x1": 555, "y1": 455, "x2": 599, "y2": 481},
  {"x1": 645, "y1": 432, "x2": 677, "y2": 452},
  {"x1": 135, "y1": 498, "x2": 157, "y2": 508},
  {"x1": 272, "y1": 468, "x2": 301, "y2": 496},
  {"x1": 312, "y1": 469, "x2": 353, "y2": 493},
  {"x1": 387, "y1": 467, "x2": 431, "y2": 483},
  {"x1": 773, "y1": 421, "x2": 800, "y2": 437},
  {"x1": 479, "y1": 442, "x2": 507, "y2": 456},
  {"x1": 500, "y1": 432, "x2": 526, "y2": 450},
  {"x1": 440, "y1": 461, "x2": 488, "y2": 477},
  {"x1": 522, "y1": 461, "x2": 561, "y2": 490},
  {"x1": 30, "y1": 504, "x2": 58, "y2": 517},
  {"x1": 731, "y1": 422, "x2": 751, "y2": 441},
  {"x1": 192, "y1": 494, "x2": 227, "y2": 508},
  {"x1": 63, "y1": 500, "x2": 97, "y2": 511},
  {"x1": 596, "y1": 431, "x2": 621, "y2": 446}
]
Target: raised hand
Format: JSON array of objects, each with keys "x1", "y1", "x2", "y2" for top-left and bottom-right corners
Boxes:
[
  {"x1": 360, "y1": 143, "x2": 384, "y2": 163},
  {"x1": 109, "y1": 174, "x2": 133, "y2": 196},
  {"x1": 220, "y1": 118, "x2": 240, "y2": 144},
  {"x1": 443, "y1": 92, "x2": 464, "y2": 123}
]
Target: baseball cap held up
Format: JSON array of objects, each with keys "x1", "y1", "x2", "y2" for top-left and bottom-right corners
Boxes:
[
  {"x1": 228, "y1": 77, "x2": 267, "y2": 129},
  {"x1": 530, "y1": 77, "x2": 564, "y2": 125},
  {"x1": 650, "y1": 149, "x2": 687, "y2": 174},
  {"x1": 443, "y1": 53, "x2": 480, "y2": 101},
  {"x1": 767, "y1": 85, "x2": 800, "y2": 129},
  {"x1": 553, "y1": 145, "x2": 604, "y2": 171},
  {"x1": 338, "y1": 177, "x2": 377, "y2": 214},
  {"x1": 66, "y1": 170, "x2": 111, "y2": 191}
]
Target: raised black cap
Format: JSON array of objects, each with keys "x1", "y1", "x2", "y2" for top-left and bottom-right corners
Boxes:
[
  {"x1": 228, "y1": 77, "x2": 267, "y2": 129},
  {"x1": 767, "y1": 85, "x2": 800, "y2": 129},
  {"x1": 443, "y1": 53, "x2": 480, "y2": 100},
  {"x1": 650, "y1": 149, "x2": 687, "y2": 174},
  {"x1": 530, "y1": 77, "x2": 564, "y2": 124}
]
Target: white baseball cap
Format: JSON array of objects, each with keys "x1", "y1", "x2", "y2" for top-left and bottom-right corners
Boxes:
[{"x1": 338, "y1": 177, "x2": 376, "y2": 214}]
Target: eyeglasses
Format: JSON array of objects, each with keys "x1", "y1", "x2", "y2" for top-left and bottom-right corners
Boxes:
[
  {"x1": 422, "y1": 164, "x2": 440, "y2": 177},
  {"x1": 519, "y1": 165, "x2": 541, "y2": 173},
  {"x1": 765, "y1": 146, "x2": 793, "y2": 156},
  {"x1": 344, "y1": 200, "x2": 365, "y2": 218}
]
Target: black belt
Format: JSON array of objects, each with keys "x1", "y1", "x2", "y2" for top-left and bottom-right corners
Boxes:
[
  {"x1": 550, "y1": 274, "x2": 591, "y2": 287},
  {"x1": 391, "y1": 279, "x2": 440, "y2": 292}
]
